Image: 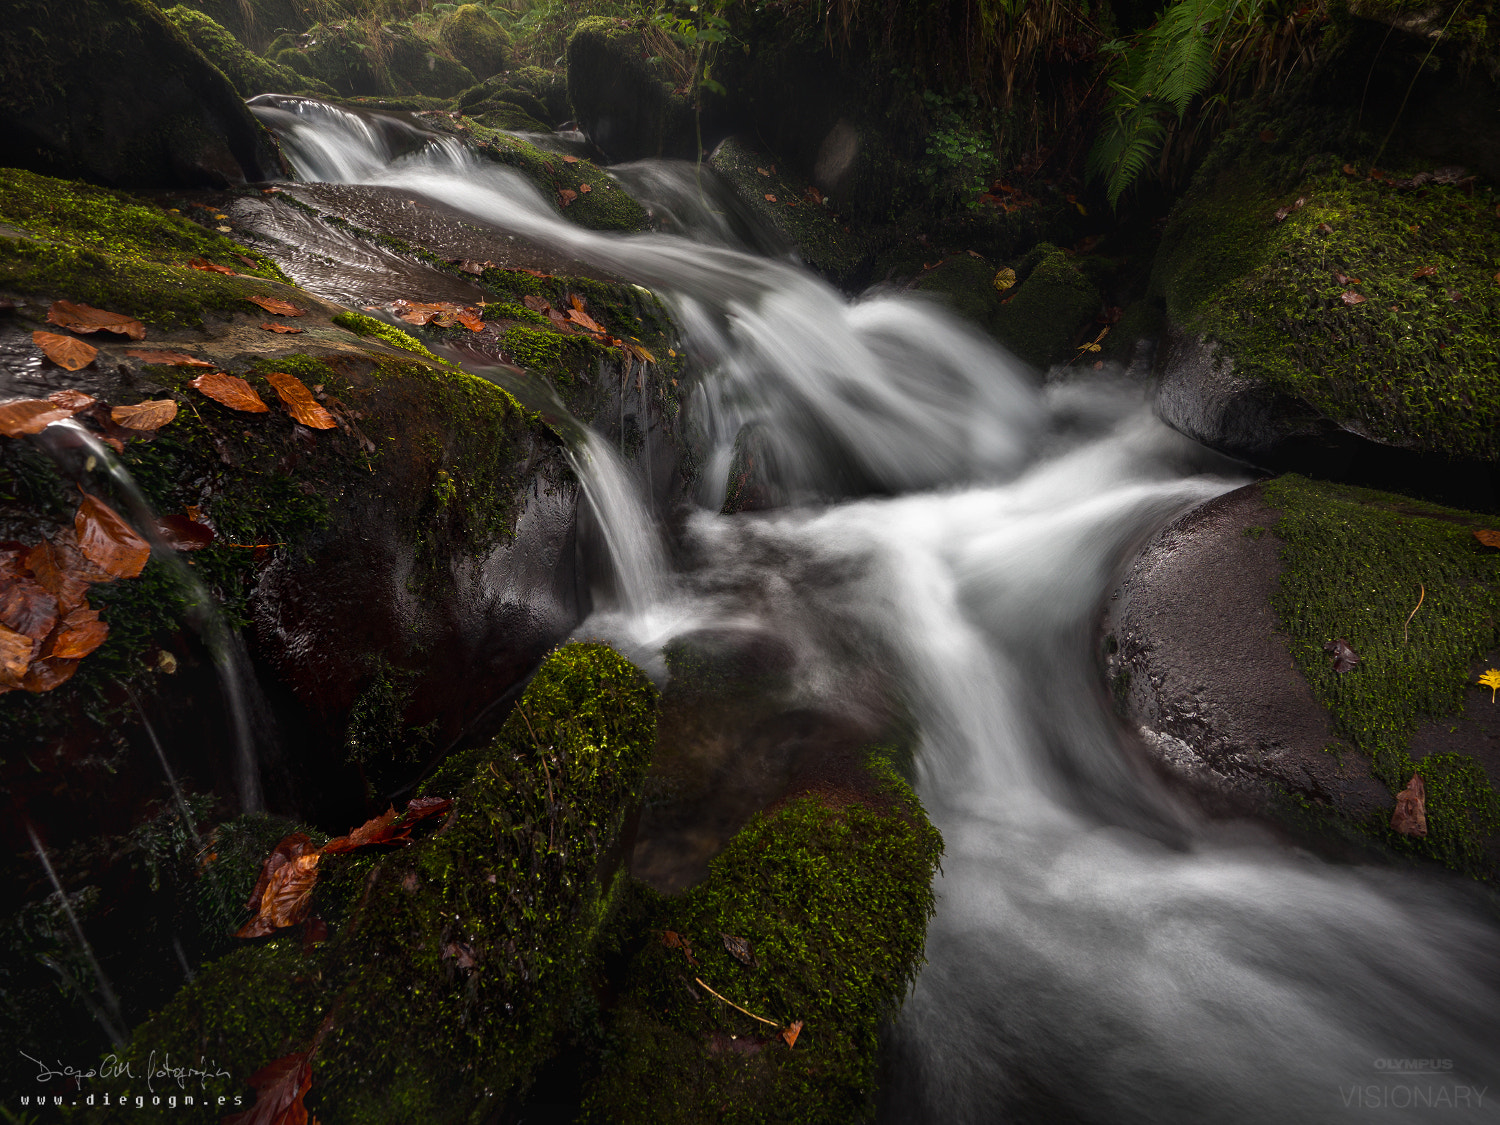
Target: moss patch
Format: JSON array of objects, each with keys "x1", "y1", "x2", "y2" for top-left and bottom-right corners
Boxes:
[
  {"x1": 162, "y1": 6, "x2": 334, "y2": 97},
  {"x1": 331, "y1": 309, "x2": 438, "y2": 359},
  {"x1": 991, "y1": 243, "x2": 1100, "y2": 368},
  {"x1": 437, "y1": 3, "x2": 513, "y2": 80},
  {"x1": 1264, "y1": 474, "x2": 1500, "y2": 874}
]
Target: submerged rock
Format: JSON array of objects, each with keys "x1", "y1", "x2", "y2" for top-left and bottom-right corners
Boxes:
[
  {"x1": 0, "y1": 0, "x2": 282, "y2": 188},
  {"x1": 1106, "y1": 478, "x2": 1500, "y2": 878}
]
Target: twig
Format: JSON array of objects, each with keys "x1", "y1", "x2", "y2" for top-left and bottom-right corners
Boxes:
[
  {"x1": 1404, "y1": 583, "x2": 1425, "y2": 643},
  {"x1": 693, "y1": 977, "x2": 779, "y2": 1028}
]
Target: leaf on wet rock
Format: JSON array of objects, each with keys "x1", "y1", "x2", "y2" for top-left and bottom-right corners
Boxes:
[
  {"x1": 1340, "y1": 291, "x2": 1367, "y2": 306},
  {"x1": 110, "y1": 399, "x2": 178, "y2": 432},
  {"x1": 46, "y1": 300, "x2": 146, "y2": 340},
  {"x1": 566, "y1": 295, "x2": 606, "y2": 335},
  {"x1": 25, "y1": 534, "x2": 104, "y2": 613},
  {"x1": 247, "y1": 295, "x2": 305, "y2": 318},
  {"x1": 0, "y1": 398, "x2": 73, "y2": 436},
  {"x1": 222, "y1": 1051, "x2": 313, "y2": 1125},
  {"x1": 1390, "y1": 773, "x2": 1427, "y2": 836},
  {"x1": 43, "y1": 606, "x2": 108, "y2": 660},
  {"x1": 721, "y1": 932, "x2": 756, "y2": 967},
  {"x1": 187, "y1": 257, "x2": 235, "y2": 275},
  {"x1": 1323, "y1": 637, "x2": 1360, "y2": 674},
  {"x1": 242, "y1": 833, "x2": 317, "y2": 912},
  {"x1": 1412, "y1": 265, "x2": 1438, "y2": 279},
  {"x1": 75, "y1": 493, "x2": 151, "y2": 579},
  {"x1": 20, "y1": 657, "x2": 79, "y2": 693},
  {"x1": 1477, "y1": 668, "x2": 1500, "y2": 701},
  {"x1": 992, "y1": 267, "x2": 1016, "y2": 292},
  {"x1": 156, "y1": 513, "x2": 215, "y2": 551},
  {"x1": 0, "y1": 576, "x2": 59, "y2": 652},
  {"x1": 0, "y1": 623, "x2": 31, "y2": 689},
  {"x1": 124, "y1": 349, "x2": 215, "y2": 368},
  {"x1": 260, "y1": 323, "x2": 303, "y2": 334},
  {"x1": 33, "y1": 331, "x2": 98, "y2": 372},
  {"x1": 265, "y1": 371, "x2": 338, "y2": 430},
  {"x1": 190, "y1": 371, "x2": 269, "y2": 413},
  {"x1": 46, "y1": 390, "x2": 97, "y2": 413}
]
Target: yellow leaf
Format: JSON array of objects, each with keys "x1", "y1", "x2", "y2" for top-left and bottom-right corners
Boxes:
[
  {"x1": 991, "y1": 267, "x2": 1016, "y2": 292},
  {"x1": 1479, "y1": 668, "x2": 1500, "y2": 702}
]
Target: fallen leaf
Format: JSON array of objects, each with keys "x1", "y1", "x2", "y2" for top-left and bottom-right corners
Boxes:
[
  {"x1": 247, "y1": 295, "x2": 305, "y2": 318},
  {"x1": 1477, "y1": 668, "x2": 1500, "y2": 701},
  {"x1": 455, "y1": 309, "x2": 485, "y2": 332},
  {"x1": 566, "y1": 296, "x2": 606, "y2": 335},
  {"x1": 322, "y1": 806, "x2": 403, "y2": 855},
  {"x1": 110, "y1": 399, "x2": 177, "y2": 432},
  {"x1": 1342, "y1": 163, "x2": 1356, "y2": 175},
  {"x1": 47, "y1": 390, "x2": 97, "y2": 412},
  {"x1": 260, "y1": 322, "x2": 303, "y2": 334},
  {"x1": 1332, "y1": 271, "x2": 1361, "y2": 287},
  {"x1": 187, "y1": 257, "x2": 235, "y2": 275},
  {"x1": 721, "y1": 932, "x2": 756, "y2": 967},
  {"x1": 75, "y1": 493, "x2": 150, "y2": 579},
  {"x1": 266, "y1": 372, "x2": 337, "y2": 430},
  {"x1": 443, "y1": 941, "x2": 478, "y2": 969},
  {"x1": 1340, "y1": 291, "x2": 1367, "y2": 306},
  {"x1": 190, "y1": 372, "x2": 269, "y2": 413},
  {"x1": 763, "y1": 194, "x2": 777, "y2": 203},
  {"x1": 0, "y1": 623, "x2": 30, "y2": 687},
  {"x1": 1390, "y1": 774, "x2": 1427, "y2": 837},
  {"x1": 756, "y1": 167, "x2": 769, "y2": 176},
  {"x1": 0, "y1": 577, "x2": 56, "y2": 656},
  {"x1": 992, "y1": 267, "x2": 1017, "y2": 292},
  {"x1": 1475, "y1": 529, "x2": 1500, "y2": 548},
  {"x1": 781, "y1": 1020, "x2": 803, "y2": 1049},
  {"x1": 124, "y1": 349, "x2": 215, "y2": 368},
  {"x1": 1317, "y1": 222, "x2": 1333, "y2": 234},
  {"x1": 21, "y1": 657, "x2": 78, "y2": 693},
  {"x1": 46, "y1": 300, "x2": 145, "y2": 340},
  {"x1": 558, "y1": 188, "x2": 578, "y2": 207},
  {"x1": 236, "y1": 254, "x2": 260, "y2": 268},
  {"x1": 33, "y1": 331, "x2": 98, "y2": 372},
  {"x1": 522, "y1": 294, "x2": 551, "y2": 314},
  {"x1": 806, "y1": 186, "x2": 825, "y2": 204},
  {"x1": 403, "y1": 796, "x2": 454, "y2": 824},
  {"x1": 579, "y1": 183, "x2": 593, "y2": 194},
  {"x1": 237, "y1": 850, "x2": 321, "y2": 937},
  {"x1": 0, "y1": 398, "x2": 73, "y2": 436},
  {"x1": 1412, "y1": 265, "x2": 1438, "y2": 279},
  {"x1": 1323, "y1": 637, "x2": 1359, "y2": 674},
  {"x1": 156, "y1": 514, "x2": 215, "y2": 551},
  {"x1": 25, "y1": 534, "x2": 105, "y2": 613},
  {"x1": 222, "y1": 1052, "x2": 312, "y2": 1125},
  {"x1": 242, "y1": 834, "x2": 317, "y2": 912},
  {"x1": 1274, "y1": 206, "x2": 1292, "y2": 222},
  {"x1": 562, "y1": 155, "x2": 580, "y2": 163},
  {"x1": 43, "y1": 606, "x2": 108, "y2": 660},
  {"x1": 662, "y1": 929, "x2": 697, "y2": 965}
]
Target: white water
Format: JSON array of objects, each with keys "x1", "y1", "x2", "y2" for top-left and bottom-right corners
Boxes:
[{"x1": 255, "y1": 101, "x2": 1500, "y2": 1122}]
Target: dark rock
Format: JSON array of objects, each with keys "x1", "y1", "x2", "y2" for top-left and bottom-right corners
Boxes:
[
  {"x1": 720, "y1": 421, "x2": 788, "y2": 514},
  {"x1": 162, "y1": 5, "x2": 334, "y2": 98},
  {"x1": 0, "y1": 0, "x2": 282, "y2": 188},
  {"x1": 567, "y1": 17, "x2": 698, "y2": 161},
  {"x1": 437, "y1": 3, "x2": 513, "y2": 81}
]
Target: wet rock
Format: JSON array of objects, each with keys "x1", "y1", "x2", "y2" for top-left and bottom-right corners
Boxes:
[
  {"x1": 720, "y1": 422, "x2": 788, "y2": 514},
  {"x1": 170, "y1": 0, "x2": 323, "y2": 53},
  {"x1": 0, "y1": 0, "x2": 282, "y2": 188},
  {"x1": 567, "y1": 17, "x2": 698, "y2": 162},
  {"x1": 458, "y1": 67, "x2": 571, "y2": 130}
]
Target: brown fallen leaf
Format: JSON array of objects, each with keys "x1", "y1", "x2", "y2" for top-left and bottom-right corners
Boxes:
[
  {"x1": 260, "y1": 322, "x2": 303, "y2": 334},
  {"x1": 46, "y1": 300, "x2": 145, "y2": 340},
  {"x1": 0, "y1": 623, "x2": 30, "y2": 688},
  {"x1": 721, "y1": 932, "x2": 756, "y2": 967},
  {"x1": 223, "y1": 1051, "x2": 313, "y2": 1125},
  {"x1": 764, "y1": 194, "x2": 777, "y2": 203},
  {"x1": 1412, "y1": 265, "x2": 1438, "y2": 279},
  {"x1": 0, "y1": 579, "x2": 56, "y2": 663},
  {"x1": 247, "y1": 295, "x2": 305, "y2": 318},
  {"x1": 522, "y1": 294, "x2": 550, "y2": 314},
  {"x1": 1324, "y1": 637, "x2": 1359, "y2": 674},
  {"x1": 187, "y1": 257, "x2": 235, "y2": 275},
  {"x1": 47, "y1": 390, "x2": 97, "y2": 413},
  {"x1": 33, "y1": 331, "x2": 98, "y2": 372},
  {"x1": 661, "y1": 929, "x2": 698, "y2": 965},
  {"x1": 322, "y1": 806, "x2": 402, "y2": 855},
  {"x1": 1474, "y1": 529, "x2": 1500, "y2": 548},
  {"x1": 265, "y1": 372, "x2": 337, "y2": 430},
  {"x1": 566, "y1": 295, "x2": 606, "y2": 336},
  {"x1": 0, "y1": 398, "x2": 73, "y2": 437},
  {"x1": 156, "y1": 513, "x2": 215, "y2": 551},
  {"x1": 43, "y1": 606, "x2": 108, "y2": 660},
  {"x1": 242, "y1": 834, "x2": 317, "y2": 913},
  {"x1": 190, "y1": 371, "x2": 269, "y2": 413},
  {"x1": 562, "y1": 155, "x2": 580, "y2": 163},
  {"x1": 781, "y1": 1020, "x2": 803, "y2": 1049},
  {"x1": 75, "y1": 493, "x2": 151, "y2": 579},
  {"x1": 237, "y1": 850, "x2": 321, "y2": 937},
  {"x1": 1390, "y1": 774, "x2": 1427, "y2": 836},
  {"x1": 25, "y1": 534, "x2": 105, "y2": 614},
  {"x1": 21, "y1": 657, "x2": 79, "y2": 693},
  {"x1": 1342, "y1": 163, "x2": 1357, "y2": 175},
  {"x1": 124, "y1": 348, "x2": 215, "y2": 368},
  {"x1": 558, "y1": 188, "x2": 578, "y2": 207},
  {"x1": 110, "y1": 399, "x2": 178, "y2": 432},
  {"x1": 1340, "y1": 291, "x2": 1367, "y2": 306},
  {"x1": 403, "y1": 796, "x2": 455, "y2": 824},
  {"x1": 578, "y1": 182, "x2": 592, "y2": 194},
  {"x1": 1332, "y1": 271, "x2": 1361, "y2": 287}
]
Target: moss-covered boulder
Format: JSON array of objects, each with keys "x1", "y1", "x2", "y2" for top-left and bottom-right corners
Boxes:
[
  {"x1": 438, "y1": 3, "x2": 514, "y2": 81},
  {"x1": 567, "y1": 17, "x2": 698, "y2": 162},
  {"x1": 0, "y1": 0, "x2": 281, "y2": 188},
  {"x1": 582, "y1": 750, "x2": 942, "y2": 1123},
  {"x1": 459, "y1": 66, "x2": 571, "y2": 128},
  {"x1": 276, "y1": 21, "x2": 475, "y2": 99},
  {"x1": 163, "y1": 6, "x2": 335, "y2": 98},
  {"x1": 1106, "y1": 478, "x2": 1500, "y2": 879},
  {"x1": 169, "y1": 0, "x2": 335, "y2": 53},
  {"x1": 98, "y1": 643, "x2": 658, "y2": 1122}
]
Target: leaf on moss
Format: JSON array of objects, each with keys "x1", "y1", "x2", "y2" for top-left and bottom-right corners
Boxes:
[
  {"x1": 47, "y1": 390, "x2": 97, "y2": 413},
  {"x1": 763, "y1": 193, "x2": 777, "y2": 203},
  {"x1": 191, "y1": 371, "x2": 269, "y2": 413},
  {"x1": 1340, "y1": 291, "x2": 1367, "y2": 306},
  {"x1": 403, "y1": 796, "x2": 454, "y2": 823},
  {"x1": 266, "y1": 372, "x2": 337, "y2": 430},
  {"x1": 563, "y1": 155, "x2": 580, "y2": 164},
  {"x1": 720, "y1": 932, "x2": 756, "y2": 967},
  {"x1": 110, "y1": 399, "x2": 177, "y2": 432},
  {"x1": 0, "y1": 623, "x2": 30, "y2": 689},
  {"x1": 125, "y1": 349, "x2": 215, "y2": 367},
  {"x1": 322, "y1": 806, "x2": 403, "y2": 855},
  {"x1": 566, "y1": 296, "x2": 606, "y2": 336},
  {"x1": 661, "y1": 929, "x2": 697, "y2": 965},
  {"x1": 558, "y1": 188, "x2": 578, "y2": 207},
  {"x1": 222, "y1": 1051, "x2": 313, "y2": 1125},
  {"x1": 1390, "y1": 773, "x2": 1427, "y2": 836},
  {"x1": 781, "y1": 1020, "x2": 803, "y2": 1049},
  {"x1": 1473, "y1": 530, "x2": 1500, "y2": 548},
  {"x1": 46, "y1": 300, "x2": 145, "y2": 340},
  {"x1": 1412, "y1": 265, "x2": 1438, "y2": 279},
  {"x1": 75, "y1": 493, "x2": 150, "y2": 579},
  {"x1": 0, "y1": 397, "x2": 73, "y2": 436},
  {"x1": 248, "y1": 296, "x2": 305, "y2": 318},
  {"x1": 237, "y1": 850, "x2": 321, "y2": 938},
  {"x1": 1323, "y1": 637, "x2": 1359, "y2": 674},
  {"x1": 992, "y1": 267, "x2": 1016, "y2": 292},
  {"x1": 187, "y1": 257, "x2": 235, "y2": 275},
  {"x1": 33, "y1": 331, "x2": 98, "y2": 372}
]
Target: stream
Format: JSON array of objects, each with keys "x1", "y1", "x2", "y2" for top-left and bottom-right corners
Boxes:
[{"x1": 241, "y1": 98, "x2": 1500, "y2": 1123}]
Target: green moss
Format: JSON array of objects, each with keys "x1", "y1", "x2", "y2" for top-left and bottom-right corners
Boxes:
[
  {"x1": 276, "y1": 19, "x2": 474, "y2": 98},
  {"x1": 1263, "y1": 474, "x2": 1500, "y2": 874},
  {"x1": 163, "y1": 6, "x2": 333, "y2": 96},
  {"x1": 583, "y1": 755, "x2": 943, "y2": 1124},
  {"x1": 1155, "y1": 151, "x2": 1500, "y2": 459},
  {"x1": 437, "y1": 3, "x2": 512, "y2": 79},
  {"x1": 331, "y1": 309, "x2": 438, "y2": 359},
  {"x1": 991, "y1": 244, "x2": 1100, "y2": 368}
]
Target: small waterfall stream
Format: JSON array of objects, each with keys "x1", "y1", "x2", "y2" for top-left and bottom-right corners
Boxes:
[{"x1": 246, "y1": 100, "x2": 1500, "y2": 1122}]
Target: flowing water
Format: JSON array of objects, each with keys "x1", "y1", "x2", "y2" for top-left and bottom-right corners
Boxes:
[{"x1": 247, "y1": 100, "x2": 1500, "y2": 1122}]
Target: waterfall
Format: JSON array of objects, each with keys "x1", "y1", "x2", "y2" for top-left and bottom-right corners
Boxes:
[{"x1": 247, "y1": 99, "x2": 1500, "y2": 1122}]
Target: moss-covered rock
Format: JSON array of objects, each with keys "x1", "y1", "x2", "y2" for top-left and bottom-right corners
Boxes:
[
  {"x1": 163, "y1": 6, "x2": 335, "y2": 98},
  {"x1": 581, "y1": 750, "x2": 943, "y2": 1123},
  {"x1": 103, "y1": 642, "x2": 658, "y2": 1123},
  {"x1": 170, "y1": 0, "x2": 336, "y2": 53},
  {"x1": 437, "y1": 3, "x2": 513, "y2": 81},
  {"x1": 989, "y1": 243, "x2": 1099, "y2": 369},
  {"x1": 0, "y1": 0, "x2": 282, "y2": 188},
  {"x1": 459, "y1": 66, "x2": 570, "y2": 127},
  {"x1": 566, "y1": 16, "x2": 698, "y2": 162},
  {"x1": 277, "y1": 20, "x2": 475, "y2": 99}
]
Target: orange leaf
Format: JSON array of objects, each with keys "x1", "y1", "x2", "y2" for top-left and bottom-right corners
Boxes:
[
  {"x1": 322, "y1": 806, "x2": 404, "y2": 854},
  {"x1": 46, "y1": 300, "x2": 145, "y2": 340},
  {"x1": 43, "y1": 606, "x2": 108, "y2": 660},
  {"x1": 190, "y1": 372, "x2": 269, "y2": 413},
  {"x1": 242, "y1": 834, "x2": 317, "y2": 912},
  {"x1": 1412, "y1": 265, "x2": 1438, "y2": 279},
  {"x1": 1, "y1": 575, "x2": 58, "y2": 655},
  {"x1": 0, "y1": 397, "x2": 73, "y2": 436},
  {"x1": 260, "y1": 323, "x2": 304, "y2": 334},
  {"x1": 187, "y1": 257, "x2": 235, "y2": 275},
  {"x1": 781, "y1": 1020, "x2": 803, "y2": 1049},
  {"x1": 156, "y1": 513, "x2": 215, "y2": 551},
  {"x1": 558, "y1": 188, "x2": 578, "y2": 207},
  {"x1": 1473, "y1": 530, "x2": 1500, "y2": 548},
  {"x1": 110, "y1": 399, "x2": 178, "y2": 432},
  {"x1": 0, "y1": 623, "x2": 30, "y2": 688},
  {"x1": 1391, "y1": 774, "x2": 1427, "y2": 836},
  {"x1": 265, "y1": 371, "x2": 337, "y2": 429},
  {"x1": 32, "y1": 331, "x2": 98, "y2": 372},
  {"x1": 562, "y1": 155, "x2": 580, "y2": 163},
  {"x1": 237, "y1": 850, "x2": 321, "y2": 937},
  {"x1": 25, "y1": 534, "x2": 105, "y2": 613},
  {"x1": 21, "y1": 657, "x2": 79, "y2": 693},
  {"x1": 247, "y1": 295, "x2": 305, "y2": 317},
  {"x1": 47, "y1": 390, "x2": 97, "y2": 413},
  {"x1": 223, "y1": 1053, "x2": 314, "y2": 1125},
  {"x1": 764, "y1": 194, "x2": 777, "y2": 202},
  {"x1": 125, "y1": 348, "x2": 215, "y2": 367},
  {"x1": 456, "y1": 309, "x2": 485, "y2": 332},
  {"x1": 75, "y1": 493, "x2": 151, "y2": 579},
  {"x1": 578, "y1": 182, "x2": 592, "y2": 194}
]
